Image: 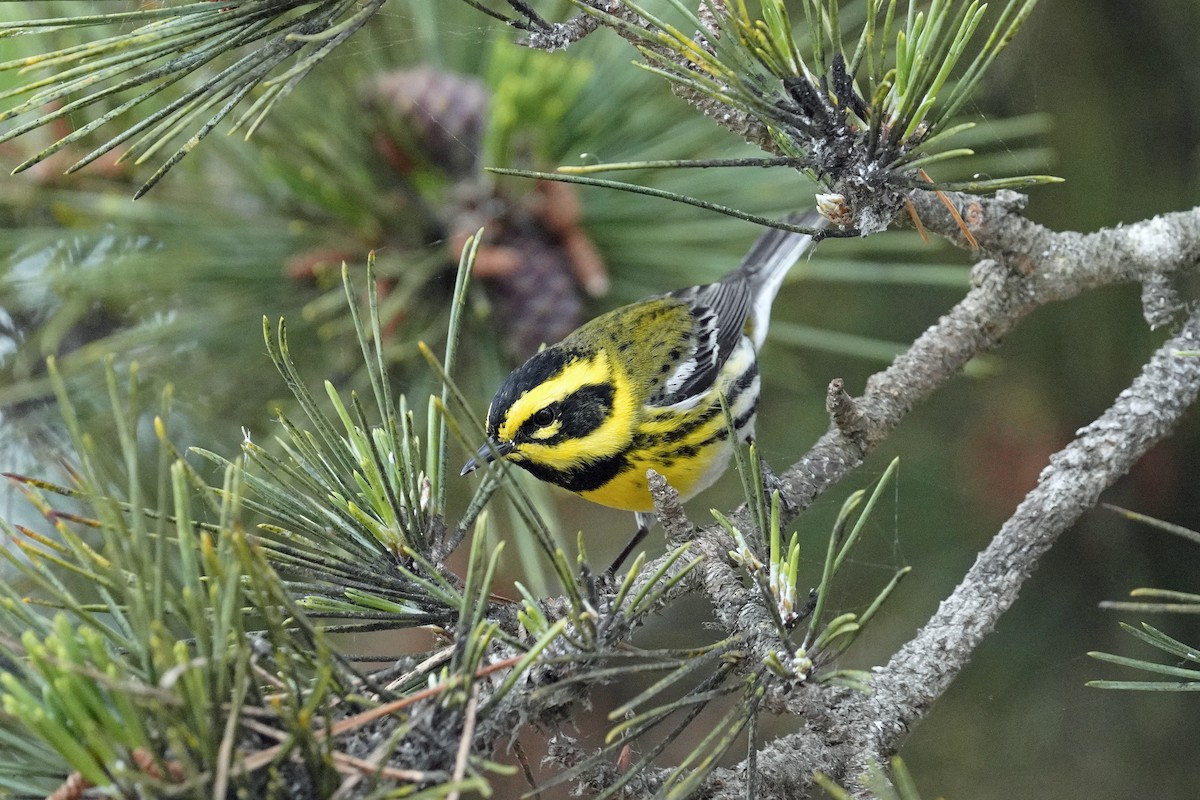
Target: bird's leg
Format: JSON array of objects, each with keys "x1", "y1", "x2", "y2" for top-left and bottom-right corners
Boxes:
[{"x1": 607, "y1": 511, "x2": 655, "y2": 575}]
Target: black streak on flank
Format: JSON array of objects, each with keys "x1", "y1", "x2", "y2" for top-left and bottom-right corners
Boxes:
[
  {"x1": 732, "y1": 400, "x2": 758, "y2": 432},
  {"x1": 552, "y1": 383, "x2": 615, "y2": 441},
  {"x1": 725, "y1": 359, "x2": 759, "y2": 405}
]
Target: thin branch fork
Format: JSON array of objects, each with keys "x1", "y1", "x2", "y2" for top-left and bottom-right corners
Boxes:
[{"x1": 865, "y1": 304, "x2": 1200, "y2": 747}]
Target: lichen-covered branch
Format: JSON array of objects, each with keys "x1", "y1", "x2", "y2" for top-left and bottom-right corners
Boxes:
[{"x1": 863, "y1": 303, "x2": 1200, "y2": 744}]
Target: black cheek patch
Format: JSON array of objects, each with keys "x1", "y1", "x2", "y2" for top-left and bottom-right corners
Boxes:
[{"x1": 555, "y1": 383, "x2": 615, "y2": 441}]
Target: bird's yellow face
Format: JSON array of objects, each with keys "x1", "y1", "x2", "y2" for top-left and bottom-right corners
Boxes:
[{"x1": 461, "y1": 344, "x2": 639, "y2": 494}]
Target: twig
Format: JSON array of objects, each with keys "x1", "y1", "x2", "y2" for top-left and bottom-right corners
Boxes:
[
  {"x1": 824, "y1": 378, "x2": 867, "y2": 443},
  {"x1": 331, "y1": 752, "x2": 434, "y2": 783},
  {"x1": 446, "y1": 683, "x2": 481, "y2": 800}
]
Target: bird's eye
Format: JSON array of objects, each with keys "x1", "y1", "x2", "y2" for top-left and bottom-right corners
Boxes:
[{"x1": 532, "y1": 406, "x2": 556, "y2": 427}]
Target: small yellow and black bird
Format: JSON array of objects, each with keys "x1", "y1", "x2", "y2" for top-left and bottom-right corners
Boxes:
[{"x1": 462, "y1": 212, "x2": 823, "y2": 571}]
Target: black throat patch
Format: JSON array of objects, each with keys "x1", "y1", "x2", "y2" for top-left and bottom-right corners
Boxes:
[{"x1": 515, "y1": 448, "x2": 631, "y2": 493}]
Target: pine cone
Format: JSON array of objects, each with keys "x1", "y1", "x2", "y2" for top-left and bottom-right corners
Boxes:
[{"x1": 366, "y1": 67, "x2": 489, "y2": 178}]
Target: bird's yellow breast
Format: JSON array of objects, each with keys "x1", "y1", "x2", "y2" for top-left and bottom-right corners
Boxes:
[
  {"x1": 576, "y1": 434, "x2": 734, "y2": 512},
  {"x1": 575, "y1": 336, "x2": 757, "y2": 512}
]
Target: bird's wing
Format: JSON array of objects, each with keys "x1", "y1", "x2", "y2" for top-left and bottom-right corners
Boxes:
[{"x1": 647, "y1": 278, "x2": 751, "y2": 407}]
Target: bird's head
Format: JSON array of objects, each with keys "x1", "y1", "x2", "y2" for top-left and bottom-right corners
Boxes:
[{"x1": 460, "y1": 344, "x2": 626, "y2": 477}]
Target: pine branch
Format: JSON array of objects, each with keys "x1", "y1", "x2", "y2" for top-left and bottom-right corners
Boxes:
[
  {"x1": 0, "y1": 0, "x2": 389, "y2": 196},
  {"x1": 512, "y1": 0, "x2": 1057, "y2": 235}
]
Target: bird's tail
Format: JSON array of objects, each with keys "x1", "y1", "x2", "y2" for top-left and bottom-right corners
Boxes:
[{"x1": 738, "y1": 210, "x2": 826, "y2": 350}]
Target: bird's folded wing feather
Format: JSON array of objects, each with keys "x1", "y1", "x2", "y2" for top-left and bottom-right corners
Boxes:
[{"x1": 648, "y1": 279, "x2": 751, "y2": 407}]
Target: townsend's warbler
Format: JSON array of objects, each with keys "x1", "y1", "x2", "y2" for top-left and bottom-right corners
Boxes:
[{"x1": 462, "y1": 212, "x2": 823, "y2": 570}]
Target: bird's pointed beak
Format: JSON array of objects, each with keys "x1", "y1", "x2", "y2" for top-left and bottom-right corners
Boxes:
[{"x1": 460, "y1": 438, "x2": 515, "y2": 476}]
